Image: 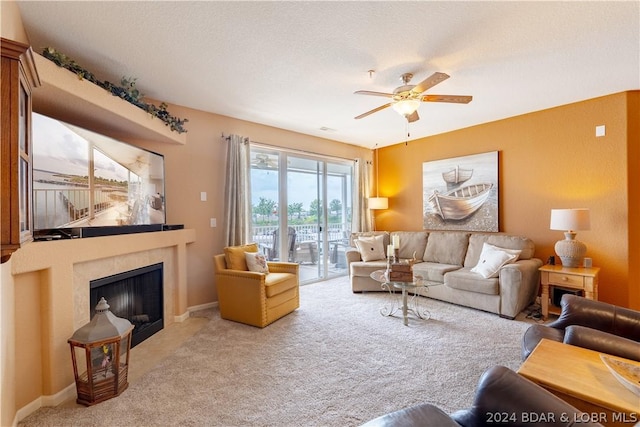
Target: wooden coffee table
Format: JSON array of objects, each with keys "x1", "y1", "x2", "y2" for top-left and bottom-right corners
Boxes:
[{"x1": 517, "y1": 339, "x2": 639, "y2": 426}]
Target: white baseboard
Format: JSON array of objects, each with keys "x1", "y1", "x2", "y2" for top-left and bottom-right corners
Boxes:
[
  {"x1": 173, "y1": 301, "x2": 217, "y2": 322},
  {"x1": 189, "y1": 301, "x2": 217, "y2": 312},
  {"x1": 16, "y1": 382, "x2": 76, "y2": 424},
  {"x1": 17, "y1": 302, "x2": 218, "y2": 424},
  {"x1": 174, "y1": 311, "x2": 190, "y2": 322}
]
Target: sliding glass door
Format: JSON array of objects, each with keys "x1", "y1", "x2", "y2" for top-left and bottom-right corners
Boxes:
[{"x1": 250, "y1": 147, "x2": 352, "y2": 284}]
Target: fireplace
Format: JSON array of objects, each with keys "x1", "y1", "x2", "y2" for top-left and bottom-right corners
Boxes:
[{"x1": 90, "y1": 263, "x2": 164, "y2": 348}]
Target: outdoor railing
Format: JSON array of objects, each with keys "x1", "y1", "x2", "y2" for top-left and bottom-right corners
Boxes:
[
  {"x1": 33, "y1": 188, "x2": 120, "y2": 229},
  {"x1": 252, "y1": 223, "x2": 349, "y2": 248}
]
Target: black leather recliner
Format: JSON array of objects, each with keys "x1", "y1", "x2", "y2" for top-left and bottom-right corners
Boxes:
[
  {"x1": 522, "y1": 294, "x2": 640, "y2": 361},
  {"x1": 361, "y1": 365, "x2": 603, "y2": 427}
]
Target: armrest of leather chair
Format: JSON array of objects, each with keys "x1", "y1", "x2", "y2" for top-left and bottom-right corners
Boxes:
[
  {"x1": 564, "y1": 325, "x2": 640, "y2": 362},
  {"x1": 451, "y1": 366, "x2": 603, "y2": 427},
  {"x1": 521, "y1": 324, "x2": 566, "y2": 360},
  {"x1": 548, "y1": 295, "x2": 615, "y2": 330},
  {"x1": 360, "y1": 403, "x2": 461, "y2": 427},
  {"x1": 549, "y1": 295, "x2": 640, "y2": 342}
]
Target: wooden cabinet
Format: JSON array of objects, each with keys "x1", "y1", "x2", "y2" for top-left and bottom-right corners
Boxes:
[
  {"x1": 539, "y1": 264, "x2": 600, "y2": 319},
  {"x1": 1, "y1": 38, "x2": 40, "y2": 263}
]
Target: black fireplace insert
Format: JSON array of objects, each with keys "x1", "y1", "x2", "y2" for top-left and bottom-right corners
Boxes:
[{"x1": 90, "y1": 263, "x2": 164, "y2": 348}]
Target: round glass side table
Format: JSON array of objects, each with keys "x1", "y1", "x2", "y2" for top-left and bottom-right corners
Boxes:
[{"x1": 370, "y1": 269, "x2": 440, "y2": 326}]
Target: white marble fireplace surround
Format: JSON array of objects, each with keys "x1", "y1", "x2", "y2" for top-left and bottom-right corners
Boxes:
[{"x1": 10, "y1": 228, "x2": 195, "y2": 408}]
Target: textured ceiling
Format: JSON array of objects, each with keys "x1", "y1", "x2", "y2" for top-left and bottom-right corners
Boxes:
[{"x1": 16, "y1": 1, "x2": 640, "y2": 149}]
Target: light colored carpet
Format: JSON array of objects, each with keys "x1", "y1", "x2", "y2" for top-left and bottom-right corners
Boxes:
[{"x1": 20, "y1": 276, "x2": 536, "y2": 426}]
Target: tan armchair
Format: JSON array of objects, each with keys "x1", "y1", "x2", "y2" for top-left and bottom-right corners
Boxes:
[{"x1": 213, "y1": 253, "x2": 300, "y2": 328}]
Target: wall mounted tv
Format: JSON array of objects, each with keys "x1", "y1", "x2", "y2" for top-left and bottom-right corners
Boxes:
[{"x1": 32, "y1": 112, "x2": 166, "y2": 239}]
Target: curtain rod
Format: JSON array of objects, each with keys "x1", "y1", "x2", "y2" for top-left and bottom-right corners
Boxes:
[
  {"x1": 250, "y1": 141, "x2": 357, "y2": 163},
  {"x1": 220, "y1": 133, "x2": 249, "y2": 143},
  {"x1": 221, "y1": 133, "x2": 359, "y2": 162}
]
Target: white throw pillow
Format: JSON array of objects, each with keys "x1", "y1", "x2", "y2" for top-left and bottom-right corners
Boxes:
[
  {"x1": 471, "y1": 243, "x2": 522, "y2": 278},
  {"x1": 355, "y1": 235, "x2": 386, "y2": 262},
  {"x1": 245, "y1": 251, "x2": 269, "y2": 273}
]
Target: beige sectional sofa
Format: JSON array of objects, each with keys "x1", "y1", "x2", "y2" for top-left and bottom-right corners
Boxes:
[{"x1": 346, "y1": 231, "x2": 543, "y2": 319}]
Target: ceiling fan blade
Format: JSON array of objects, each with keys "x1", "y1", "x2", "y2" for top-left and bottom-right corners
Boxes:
[
  {"x1": 422, "y1": 94, "x2": 473, "y2": 104},
  {"x1": 354, "y1": 103, "x2": 393, "y2": 120},
  {"x1": 411, "y1": 72, "x2": 449, "y2": 94},
  {"x1": 354, "y1": 90, "x2": 394, "y2": 98},
  {"x1": 406, "y1": 111, "x2": 420, "y2": 123}
]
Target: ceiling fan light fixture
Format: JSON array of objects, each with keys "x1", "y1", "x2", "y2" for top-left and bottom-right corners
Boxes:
[{"x1": 392, "y1": 99, "x2": 421, "y2": 116}]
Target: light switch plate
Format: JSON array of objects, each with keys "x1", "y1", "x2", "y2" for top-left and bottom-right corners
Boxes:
[
  {"x1": 595, "y1": 125, "x2": 605, "y2": 137},
  {"x1": 200, "y1": 192, "x2": 207, "y2": 201},
  {"x1": 210, "y1": 218, "x2": 217, "y2": 228}
]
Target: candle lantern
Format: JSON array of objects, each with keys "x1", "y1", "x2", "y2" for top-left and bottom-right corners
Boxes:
[{"x1": 68, "y1": 297, "x2": 134, "y2": 406}]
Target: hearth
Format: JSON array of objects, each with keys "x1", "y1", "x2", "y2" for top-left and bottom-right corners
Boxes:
[{"x1": 90, "y1": 263, "x2": 164, "y2": 348}]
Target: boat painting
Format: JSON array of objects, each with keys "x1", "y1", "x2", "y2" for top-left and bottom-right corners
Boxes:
[
  {"x1": 428, "y1": 183, "x2": 494, "y2": 221},
  {"x1": 423, "y1": 151, "x2": 498, "y2": 231},
  {"x1": 442, "y1": 166, "x2": 473, "y2": 187}
]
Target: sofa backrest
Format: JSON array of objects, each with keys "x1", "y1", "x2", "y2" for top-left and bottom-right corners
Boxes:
[
  {"x1": 422, "y1": 231, "x2": 471, "y2": 266},
  {"x1": 464, "y1": 233, "x2": 536, "y2": 267},
  {"x1": 390, "y1": 231, "x2": 428, "y2": 259}
]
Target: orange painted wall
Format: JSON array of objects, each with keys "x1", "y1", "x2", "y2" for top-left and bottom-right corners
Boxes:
[
  {"x1": 627, "y1": 91, "x2": 640, "y2": 310},
  {"x1": 375, "y1": 92, "x2": 637, "y2": 308}
]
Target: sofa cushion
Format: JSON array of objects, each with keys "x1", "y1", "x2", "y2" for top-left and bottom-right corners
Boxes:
[
  {"x1": 391, "y1": 231, "x2": 428, "y2": 260},
  {"x1": 350, "y1": 260, "x2": 389, "y2": 278},
  {"x1": 464, "y1": 233, "x2": 535, "y2": 267},
  {"x1": 423, "y1": 231, "x2": 470, "y2": 266},
  {"x1": 355, "y1": 235, "x2": 386, "y2": 261},
  {"x1": 470, "y1": 243, "x2": 521, "y2": 278},
  {"x1": 264, "y1": 272, "x2": 298, "y2": 298},
  {"x1": 224, "y1": 243, "x2": 259, "y2": 271},
  {"x1": 412, "y1": 262, "x2": 461, "y2": 283},
  {"x1": 445, "y1": 268, "x2": 500, "y2": 295}
]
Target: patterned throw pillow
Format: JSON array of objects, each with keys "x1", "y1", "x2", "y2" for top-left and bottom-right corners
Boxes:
[
  {"x1": 355, "y1": 235, "x2": 386, "y2": 262},
  {"x1": 245, "y1": 251, "x2": 269, "y2": 273}
]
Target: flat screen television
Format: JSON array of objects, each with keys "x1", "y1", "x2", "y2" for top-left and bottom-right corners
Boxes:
[{"x1": 32, "y1": 112, "x2": 166, "y2": 239}]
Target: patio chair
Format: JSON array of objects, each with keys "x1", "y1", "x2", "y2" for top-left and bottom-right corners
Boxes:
[
  {"x1": 266, "y1": 227, "x2": 297, "y2": 262},
  {"x1": 295, "y1": 240, "x2": 317, "y2": 264}
]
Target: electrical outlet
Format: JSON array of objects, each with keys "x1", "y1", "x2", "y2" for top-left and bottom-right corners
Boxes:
[
  {"x1": 595, "y1": 125, "x2": 605, "y2": 137},
  {"x1": 200, "y1": 192, "x2": 207, "y2": 201},
  {"x1": 210, "y1": 218, "x2": 217, "y2": 228}
]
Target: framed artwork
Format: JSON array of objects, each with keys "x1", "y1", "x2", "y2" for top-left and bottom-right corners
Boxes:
[{"x1": 423, "y1": 151, "x2": 498, "y2": 232}]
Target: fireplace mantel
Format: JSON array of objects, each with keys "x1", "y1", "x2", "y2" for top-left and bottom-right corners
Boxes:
[{"x1": 9, "y1": 228, "x2": 195, "y2": 407}]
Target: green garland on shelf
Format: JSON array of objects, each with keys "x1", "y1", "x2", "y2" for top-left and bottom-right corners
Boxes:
[{"x1": 42, "y1": 47, "x2": 189, "y2": 134}]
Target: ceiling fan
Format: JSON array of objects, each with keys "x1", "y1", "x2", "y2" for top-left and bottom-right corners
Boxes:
[
  {"x1": 354, "y1": 72, "x2": 472, "y2": 123},
  {"x1": 251, "y1": 153, "x2": 278, "y2": 169}
]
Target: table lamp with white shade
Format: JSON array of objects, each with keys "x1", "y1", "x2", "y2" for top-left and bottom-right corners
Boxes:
[{"x1": 550, "y1": 208, "x2": 590, "y2": 268}]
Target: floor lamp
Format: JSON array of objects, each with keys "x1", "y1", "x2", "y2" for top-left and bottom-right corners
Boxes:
[{"x1": 368, "y1": 146, "x2": 388, "y2": 230}]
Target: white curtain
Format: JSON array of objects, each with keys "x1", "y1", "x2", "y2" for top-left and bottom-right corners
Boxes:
[
  {"x1": 351, "y1": 158, "x2": 373, "y2": 232},
  {"x1": 223, "y1": 134, "x2": 251, "y2": 246}
]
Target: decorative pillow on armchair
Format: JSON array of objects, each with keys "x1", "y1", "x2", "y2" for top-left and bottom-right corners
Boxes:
[
  {"x1": 355, "y1": 235, "x2": 386, "y2": 262},
  {"x1": 245, "y1": 251, "x2": 269, "y2": 273},
  {"x1": 224, "y1": 243, "x2": 259, "y2": 271},
  {"x1": 471, "y1": 243, "x2": 521, "y2": 278}
]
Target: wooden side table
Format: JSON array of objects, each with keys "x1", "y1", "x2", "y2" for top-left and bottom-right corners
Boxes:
[
  {"x1": 539, "y1": 264, "x2": 600, "y2": 319},
  {"x1": 517, "y1": 339, "x2": 640, "y2": 426}
]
